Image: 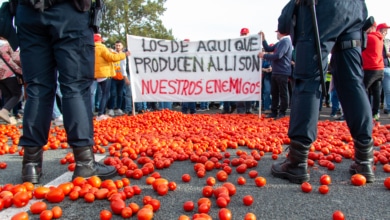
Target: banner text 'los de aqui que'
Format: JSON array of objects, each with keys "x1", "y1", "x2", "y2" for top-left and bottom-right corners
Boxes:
[{"x1": 127, "y1": 35, "x2": 262, "y2": 102}]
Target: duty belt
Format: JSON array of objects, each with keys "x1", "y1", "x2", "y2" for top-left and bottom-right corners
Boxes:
[
  {"x1": 19, "y1": 0, "x2": 67, "y2": 11},
  {"x1": 333, "y1": 40, "x2": 361, "y2": 52}
]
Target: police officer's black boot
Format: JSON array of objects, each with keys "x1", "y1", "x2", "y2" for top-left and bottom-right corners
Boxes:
[
  {"x1": 22, "y1": 147, "x2": 43, "y2": 184},
  {"x1": 271, "y1": 140, "x2": 310, "y2": 184},
  {"x1": 72, "y1": 146, "x2": 117, "y2": 180},
  {"x1": 349, "y1": 140, "x2": 375, "y2": 183}
]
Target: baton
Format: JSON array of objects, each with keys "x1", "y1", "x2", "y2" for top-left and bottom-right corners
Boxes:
[{"x1": 308, "y1": 0, "x2": 326, "y2": 98}]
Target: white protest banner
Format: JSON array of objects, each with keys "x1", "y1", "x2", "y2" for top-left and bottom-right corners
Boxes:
[{"x1": 127, "y1": 35, "x2": 262, "y2": 102}]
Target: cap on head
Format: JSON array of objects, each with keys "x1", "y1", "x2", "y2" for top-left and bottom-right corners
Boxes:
[
  {"x1": 377, "y1": 23, "x2": 390, "y2": 31},
  {"x1": 94, "y1": 34, "x2": 102, "y2": 42},
  {"x1": 240, "y1": 28, "x2": 249, "y2": 35}
]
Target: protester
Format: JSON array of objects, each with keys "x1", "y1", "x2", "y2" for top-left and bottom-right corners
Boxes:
[
  {"x1": 271, "y1": 0, "x2": 375, "y2": 184},
  {"x1": 261, "y1": 48, "x2": 272, "y2": 113},
  {"x1": 0, "y1": 37, "x2": 22, "y2": 125},
  {"x1": 258, "y1": 30, "x2": 293, "y2": 119},
  {"x1": 16, "y1": 2, "x2": 118, "y2": 183},
  {"x1": 94, "y1": 35, "x2": 130, "y2": 121},
  {"x1": 237, "y1": 28, "x2": 254, "y2": 114},
  {"x1": 362, "y1": 21, "x2": 384, "y2": 121},
  {"x1": 377, "y1": 23, "x2": 390, "y2": 117}
]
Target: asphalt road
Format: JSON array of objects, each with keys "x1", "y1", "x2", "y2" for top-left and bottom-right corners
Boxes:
[{"x1": 1, "y1": 106, "x2": 390, "y2": 220}]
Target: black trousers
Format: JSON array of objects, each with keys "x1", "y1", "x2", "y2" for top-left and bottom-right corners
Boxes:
[
  {"x1": 16, "y1": 2, "x2": 95, "y2": 148},
  {"x1": 0, "y1": 77, "x2": 22, "y2": 111},
  {"x1": 270, "y1": 74, "x2": 289, "y2": 115},
  {"x1": 288, "y1": 0, "x2": 372, "y2": 145}
]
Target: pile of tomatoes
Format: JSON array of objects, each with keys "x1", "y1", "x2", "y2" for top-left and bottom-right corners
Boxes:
[{"x1": 1, "y1": 110, "x2": 390, "y2": 219}]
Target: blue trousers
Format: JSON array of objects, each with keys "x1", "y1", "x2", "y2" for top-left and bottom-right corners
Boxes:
[
  {"x1": 288, "y1": 0, "x2": 372, "y2": 145},
  {"x1": 16, "y1": 2, "x2": 95, "y2": 148}
]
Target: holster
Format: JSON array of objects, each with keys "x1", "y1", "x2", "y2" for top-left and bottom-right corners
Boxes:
[{"x1": 89, "y1": 0, "x2": 105, "y2": 33}]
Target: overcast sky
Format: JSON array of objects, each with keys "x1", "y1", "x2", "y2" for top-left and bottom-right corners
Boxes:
[
  {"x1": 0, "y1": 0, "x2": 386, "y2": 44},
  {"x1": 161, "y1": 0, "x2": 388, "y2": 43}
]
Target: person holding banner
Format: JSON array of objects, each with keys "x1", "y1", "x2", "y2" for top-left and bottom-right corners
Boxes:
[
  {"x1": 270, "y1": 0, "x2": 374, "y2": 184},
  {"x1": 258, "y1": 30, "x2": 293, "y2": 119}
]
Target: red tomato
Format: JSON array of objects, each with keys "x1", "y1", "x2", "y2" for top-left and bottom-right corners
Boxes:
[
  {"x1": 301, "y1": 182, "x2": 312, "y2": 193},
  {"x1": 181, "y1": 174, "x2": 191, "y2": 182},
  {"x1": 242, "y1": 195, "x2": 254, "y2": 206},
  {"x1": 168, "y1": 181, "x2": 177, "y2": 191},
  {"x1": 137, "y1": 207, "x2": 154, "y2": 220},
  {"x1": 202, "y1": 185, "x2": 214, "y2": 198},
  {"x1": 351, "y1": 174, "x2": 366, "y2": 186},
  {"x1": 40, "y1": 210, "x2": 53, "y2": 220},
  {"x1": 237, "y1": 176, "x2": 246, "y2": 185},
  {"x1": 198, "y1": 203, "x2": 210, "y2": 213},
  {"x1": 149, "y1": 199, "x2": 161, "y2": 212},
  {"x1": 248, "y1": 170, "x2": 258, "y2": 178},
  {"x1": 383, "y1": 164, "x2": 390, "y2": 173},
  {"x1": 110, "y1": 198, "x2": 126, "y2": 215},
  {"x1": 222, "y1": 182, "x2": 236, "y2": 196},
  {"x1": 332, "y1": 210, "x2": 345, "y2": 220},
  {"x1": 30, "y1": 201, "x2": 47, "y2": 214},
  {"x1": 218, "y1": 208, "x2": 232, "y2": 220},
  {"x1": 383, "y1": 177, "x2": 390, "y2": 190},
  {"x1": 183, "y1": 201, "x2": 194, "y2": 212},
  {"x1": 51, "y1": 206, "x2": 62, "y2": 219},
  {"x1": 254, "y1": 176, "x2": 266, "y2": 187},
  {"x1": 100, "y1": 209, "x2": 112, "y2": 220},
  {"x1": 320, "y1": 174, "x2": 332, "y2": 185},
  {"x1": 12, "y1": 191, "x2": 30, "y2": 208},
  {"x1": 318, "y1": 185, "x2": 329, "y2": 194},
  {"x1": 11, "y1": 212, "x2": 29, "y2": 220},
  {"x1": 244, "y1": 212, "x2": 257, "y2": 220},
  {"x1": 206, "y1": 177, "x2": 216, "y2": 186},
  {"x1": 45, "y1": 188, "x2": 65, "y2": 203},
  {"x1": 236, "y1": 164, "x2": 247, "y2": 174},
  {"x1": 84, "y1": 192, "x2": 95, "y2": 203},
  {"x1": 216, "y1": 170, "x2": 228, "y2": 182},
  {"x1": 216, "y1": 197, "x2": 228, "y2": 208},
  {"x1": 121, "y1": 207, "x2": 133, "y2": 218}
]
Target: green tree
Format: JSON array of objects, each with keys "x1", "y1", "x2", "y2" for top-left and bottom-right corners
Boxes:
[{"x1": 100, "y1": 0, "x2": 174, "y2": 48}]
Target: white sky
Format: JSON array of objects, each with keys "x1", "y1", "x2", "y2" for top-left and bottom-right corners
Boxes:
[
  {"x1": 0, "y1": 0, "x2": 385, "y2": 44},
  {"x1": 161, "y1": 0, "x2": 388, "y2": 43}
]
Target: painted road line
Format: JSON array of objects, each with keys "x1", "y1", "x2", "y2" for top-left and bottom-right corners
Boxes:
[{"x1": 0, "y1": 155, "x2": 105, "y2": 219}]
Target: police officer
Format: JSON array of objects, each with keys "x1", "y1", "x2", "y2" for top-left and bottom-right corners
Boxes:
[
  {"x1": 271, "y1": 0, "x2": 374, "y2": 183},
  {"x1": 16, "y1": 0, "x2": 117, "y2": 183}
]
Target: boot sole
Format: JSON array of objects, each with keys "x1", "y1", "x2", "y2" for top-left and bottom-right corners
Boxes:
[
  {"x1": 72, "y1": 169, "x2": 117, "y2": 181},
  {"x1": 271, "y1": 168, "x2": 310, "y2": 184},
  {"x1": 22, "y1": 173, "x2": 42, "y2": 184}
]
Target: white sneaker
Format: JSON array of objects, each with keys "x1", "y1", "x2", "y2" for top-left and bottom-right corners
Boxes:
[
  {"x1": 9, "y1": 117, "x2": 17, "y2": 125},
  {"x1": 0, "y1": 109, "x2": 11, "y2": 124},
  {"x1": 96, "y1": 114, "x2": 110, "y2": 121},
  {"x1": 219, "y1": 105, "x2": 224, "y2": 110},
  {"x1": 54, "y1": 115, "x2": 63, "y2": 126},
  {"x1": 114, "y1": 109, "x2": 124, "y2": 116},
  {"x1": 107, "y1": 109, "x2": 115, "y2": 117}
]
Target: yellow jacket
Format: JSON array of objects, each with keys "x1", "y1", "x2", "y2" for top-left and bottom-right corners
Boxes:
[{"x1": 94, "y1": 42, "x2": 126, "y2": 78}]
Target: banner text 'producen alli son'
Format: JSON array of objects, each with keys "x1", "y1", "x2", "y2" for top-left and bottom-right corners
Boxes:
[{"x1": 127, "y1": 35, "x2": 262, "y2": 102}]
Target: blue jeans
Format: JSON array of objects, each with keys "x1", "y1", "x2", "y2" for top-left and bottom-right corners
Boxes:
[
  {"x1": 136, "y1": 102, "x2": 147, "y2": 112},
  {"x1": 90, "y1": 80, "x2": 98, "y2": 112},
  {"x1": 123, "y1": 84, "x2": 132, "y2": 113},
  {"x1": 382, "y1": 67, "x2": 390, "y2": 111},
  {"x1": 262, "y1": 73, "x2": 272, "y2": 110},
  {"x1": 159, "y1": 102, "x2": 172, "y2": 110},
  {"x1": 97, "y1": 79, "x2": 111, "y2": 116},
  {"x1": 52, "y1": 81, "x2": 63, "y2": 119},
  {"x1": 182, "y1": 102, "x2": 196, "y2": 114},
  {"x1": 330, "y1": 90, "x2": 340, "y2": 115},
  {"x1": 108, "y1": 78, "x2": 124, "y2": 110},
  {"x1": 199, "y1": 102, "x2": 208, "y2": 110}
]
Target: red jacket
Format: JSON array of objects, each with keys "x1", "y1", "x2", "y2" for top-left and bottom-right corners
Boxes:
[{"x1": 362, "y1": 31, "x2": 384, "y2": 70}]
